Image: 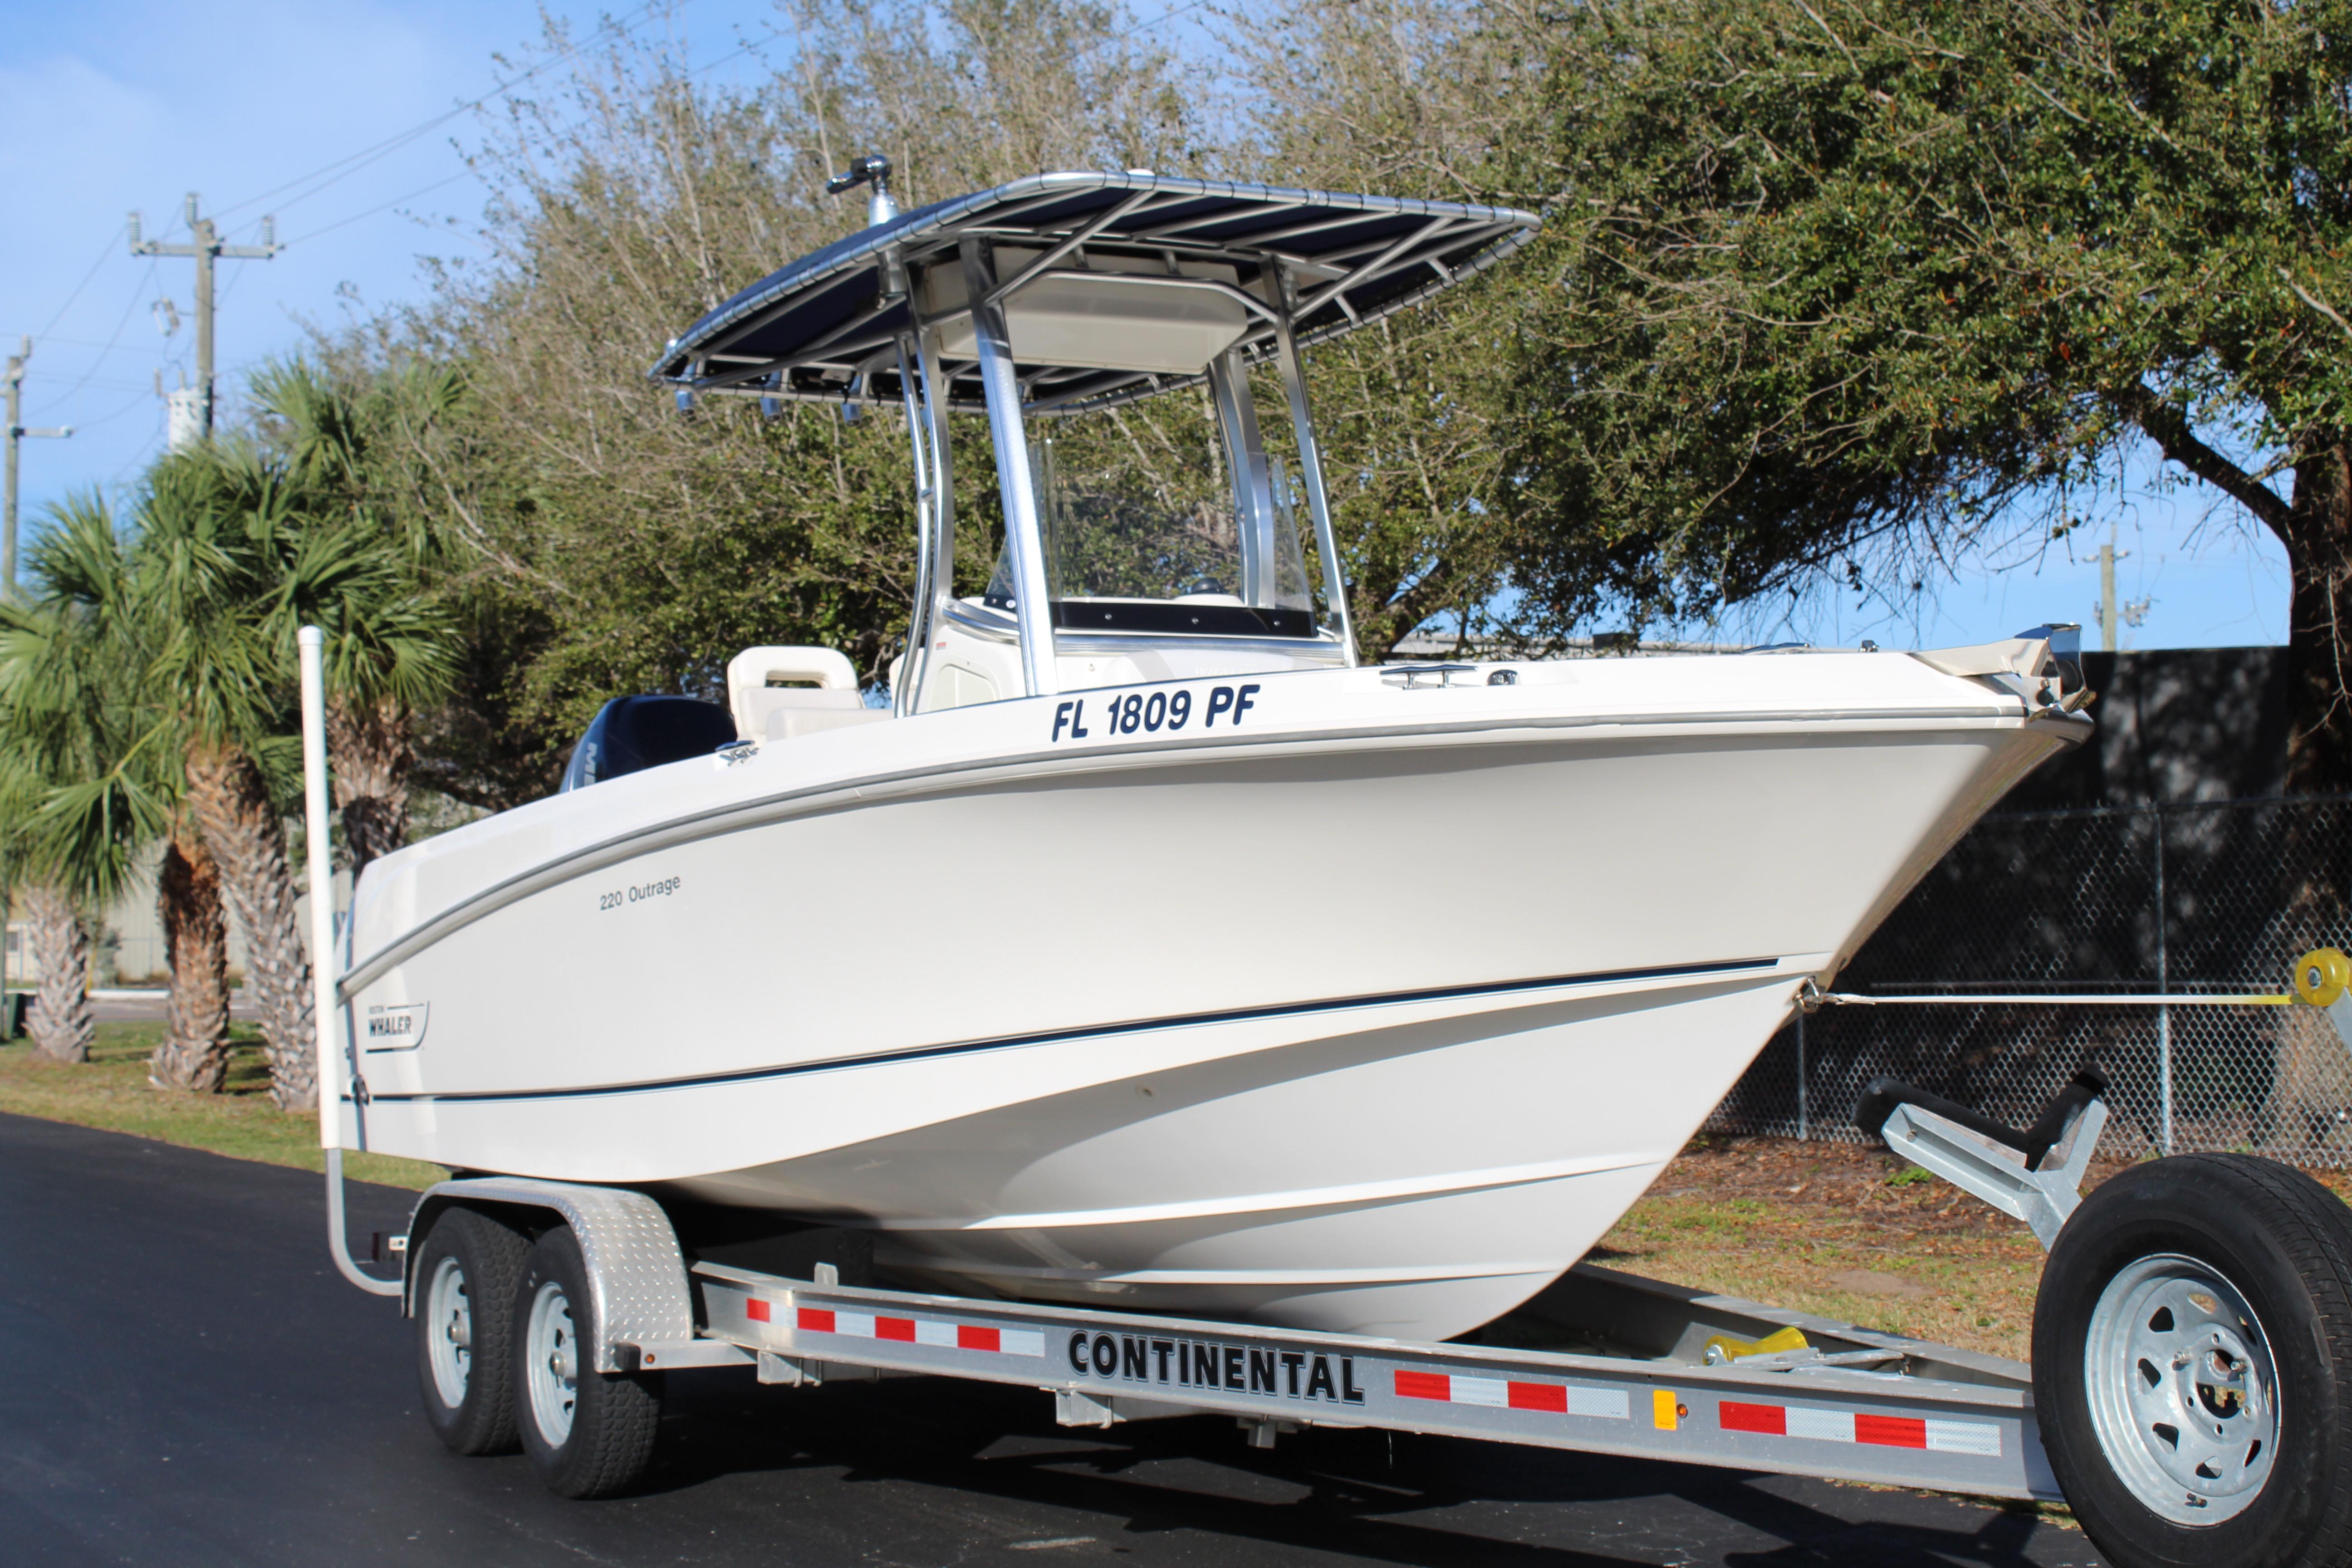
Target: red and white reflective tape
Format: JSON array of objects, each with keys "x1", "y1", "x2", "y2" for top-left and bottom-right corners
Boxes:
[
  {"x1": 1394, "y1": 1370, "x2": 1631, "y2": 1420},
  {"x1": 745, "y1": 1299, "x2": 1047, "y2": 1359},
  {"x1": 1719, "y1": 1399, "x2": 2001, "y2": 1457}
]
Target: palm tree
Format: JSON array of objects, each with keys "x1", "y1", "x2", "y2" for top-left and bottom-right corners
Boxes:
[
  {"x1": 12, "y1": 490, "x2": 234, "y2": 1089},
  {"x1": 135, "y1": 446, "x2": 323, "y2": 1108},
  {"x1": 253, "y1": 358, "x2": 466, "y2": 876},
  {"x1": 151, "y1": 831, "x2": 232, "y2": 1090},
  {"x1": 0, "y1": 495, "x2": 174, "y2": 1064},
  {"x1": 132, "y1": 437, "x2": 459, "y2": 1111}
]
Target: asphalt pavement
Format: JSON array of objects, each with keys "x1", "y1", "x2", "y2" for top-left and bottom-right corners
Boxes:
[{"x1": 0, "y1": 1111, "x2": 2105, "y2": 1567}]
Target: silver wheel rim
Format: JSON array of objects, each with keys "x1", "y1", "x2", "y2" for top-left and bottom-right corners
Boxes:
[
  {"x1": 2084, "y1": 1252, "x2": 2278, "y2": 1524},
  {"x1": 525, "y1": 1279, "x2": 579, "y2": 1446},
  {"x1": 424, "y1": 1255, "x2": 472, "y2": 1410}
]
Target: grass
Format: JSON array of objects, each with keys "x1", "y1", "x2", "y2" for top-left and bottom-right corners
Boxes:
[
  {"x1": 1592, "y1": 1137, "x2": 2060, "y2": 1364},
  {"x1": 0, "y1": 1020, "x2": 446, "y2": 1190}
]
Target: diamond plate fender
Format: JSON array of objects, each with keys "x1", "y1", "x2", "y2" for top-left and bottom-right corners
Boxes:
[{"x1": 406, "y1": 1177, "x2": 696, "y2": 1373}]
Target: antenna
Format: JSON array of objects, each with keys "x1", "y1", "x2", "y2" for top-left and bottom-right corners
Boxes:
[{"x1": 825, "y1": 154, "x2": 898, "y2": 228}]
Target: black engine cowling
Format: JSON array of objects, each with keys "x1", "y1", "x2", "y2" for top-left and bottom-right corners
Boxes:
[{"x1": 559, "y1": 695, "x2": 738, "y2": 792}]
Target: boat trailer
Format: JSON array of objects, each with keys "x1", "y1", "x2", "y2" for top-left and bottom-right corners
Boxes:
[
  {"x1": 365, "y1": 1046, "x2": 2352, "y2": 1568},
  {"x1": 294, "y1": 625, "x2": 2352, "y2": 1567}
]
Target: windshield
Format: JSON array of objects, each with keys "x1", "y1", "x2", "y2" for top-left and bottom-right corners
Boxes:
[{"x1": 984, "y1": 392, "x2": 1318, "y2": 638}]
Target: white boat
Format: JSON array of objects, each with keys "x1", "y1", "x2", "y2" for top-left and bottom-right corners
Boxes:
[{"x1": 334, "y1": 167, "x2": 2091, "y2": 1343}]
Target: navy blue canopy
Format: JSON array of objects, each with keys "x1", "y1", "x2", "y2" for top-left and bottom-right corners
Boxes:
[{"x1": 650, "y1": 172, "x2": 1539, "y2": 415}]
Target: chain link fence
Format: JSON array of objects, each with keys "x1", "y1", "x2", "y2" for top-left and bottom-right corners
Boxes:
[{"x1": 1708, "y1": 796, "x2": 2352, "y2": 1165}]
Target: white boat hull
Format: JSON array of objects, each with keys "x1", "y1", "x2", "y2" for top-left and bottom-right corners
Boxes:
[{"x1": 341, "y1": 653, "x2": 2080, "y2": 1340}]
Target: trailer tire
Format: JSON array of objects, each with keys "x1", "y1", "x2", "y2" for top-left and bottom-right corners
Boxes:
[
  {"x1": 2034, "y1": 1153, "x2": 2352, "y2": 1568},
  {"x1": 513, "y1": 1225, "x2": 664, "y2": 1499},
  {"x1": 413, "y1": 1206, "x2": 530, "y2": 1455}
]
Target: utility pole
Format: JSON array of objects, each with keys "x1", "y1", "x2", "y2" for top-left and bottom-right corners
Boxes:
[
  {"x1": 129, "y1": 194, "x2": 281, "y2": 442},
  {"x1": 2098, "y1": 539, "x2": 2118, "y2": 652},
  {"x1": 1, "y1": 334, "x2": 71, "y2": 1019},
  {"x1": 4, "y1": 337, "x2": 74, "y2": 597},
  {"x1": 2095, "y1": 522, "x2": 2135, "y2": 653}
]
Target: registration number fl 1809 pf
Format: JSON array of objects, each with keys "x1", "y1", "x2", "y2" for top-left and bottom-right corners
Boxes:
[{"x1": 1050, "y1": 684, "x2": 1259, "y2": 744}]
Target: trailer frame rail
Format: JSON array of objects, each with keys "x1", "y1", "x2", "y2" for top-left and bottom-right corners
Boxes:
[{"x1": 689, "y1": 1259, "x2": 2061, "y2": 1500}]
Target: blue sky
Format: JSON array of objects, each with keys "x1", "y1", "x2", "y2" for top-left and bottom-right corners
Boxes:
[
  {"x1": 1, "y1": 0, "x2": 2293, "y2": 651},
  {"x1": 1, "y1": 0, "x2": 789, "y2": 500},
  {"x1": 1690, "y1": 444, "x2": 2292, "y2": 653}
]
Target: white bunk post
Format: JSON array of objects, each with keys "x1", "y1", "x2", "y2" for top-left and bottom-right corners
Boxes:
[
  {"x1": 892, "y1": 336, "x2": 936, "y2": 718},
  {"x1": 299, "y1": 624, "x2": 402, "y2": 1298},
  {"x1": 959, "y1": 238, "x2": 1058, "y2": 697},
  {"x1": 1207, "y1": 349, "x2": 1279, "y2": 609},
  {"x1": 1272, "y1": 273, "x2": 1358, "y2": 664}
]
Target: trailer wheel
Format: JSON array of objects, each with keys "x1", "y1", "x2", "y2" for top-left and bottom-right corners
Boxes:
[
  {"x1": 2034, "y1": 1153, "x2": 2352, "y2": 1568},
  {"x1": 513, "y1": 1225, "x2": 664, "y2": 1499},
  {"x1": 412, "y1": 1206, "x2": 529, "y2": 1456}
]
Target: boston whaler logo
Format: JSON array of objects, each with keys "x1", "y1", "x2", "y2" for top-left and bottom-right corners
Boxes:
[{"x1": 363, "y1": 1002, "x2": 430, "y2": 1053}]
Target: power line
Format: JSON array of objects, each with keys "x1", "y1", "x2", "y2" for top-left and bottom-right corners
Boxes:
[
  {"x1": 212, "y1": 0, "x2": 677, "y2": 223},
  {"x1": 1117, "y1": 0, "x2": 1208, "y2": 39},
  {"x1": 20, "y1": 0, "x2": 678, "y2": 381},
  {"x1": 26, "y1": 375, "x2": 158, "y2": 394},
  {"x1": 107, "y1": 428, "x2": 164, "y2": 487},
  {"x1": 36, "y1": 232, "x2": 122, "y2": 340},
  {"x1": 53, "y1": 386, "x2": 156, "y2": 434},
  {"x1": 282, "y1": 20, "x2": 786, "y2": 250},
  {"x1": 24, "y1": 0, "x2": 765, "y2": 448},
  {"x1": 283, "y1": 170, "x2": 480, "y2": 248},
  {"x1": 26, "y1": 338, "x2": 172, "y2": 355},
  {"x1": 33, "y1": 260, "x2": 157, "y2": 420},
  {"x1": 682, "y1": 22, "x2": 788, "y2": 81}
]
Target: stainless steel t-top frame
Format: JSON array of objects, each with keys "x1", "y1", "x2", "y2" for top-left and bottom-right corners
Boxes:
[
  {"x1": 959, "y1": 237, "x2": 1058, "y2": 696},
  {"x1": 1272, "y1": 275, "x2": 1357, "y2": 662},
  {"x1": 654, "y1": 172, "x2": 1539, "y2": 700},
  {"x1": 890, "y1": 265, "x2": 1357, "y2": 698},
  {"x1": 1207, "y1": 348, "x2": 1279, "y2": 612}
]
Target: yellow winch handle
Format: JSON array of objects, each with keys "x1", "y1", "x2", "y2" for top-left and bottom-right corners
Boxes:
[{"x1": 2295, "y1": 948, "x2": 2352, "y2": 1008}]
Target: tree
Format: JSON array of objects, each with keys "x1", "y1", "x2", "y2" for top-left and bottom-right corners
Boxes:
[
  {"x1": 8, "y1": 493, "x2": 232, "y2": 1088},
  {"x1": 251, "y1": 357, "x2": 466, "y2": 875},
  {"x1": 132, "y1": 435, "x2": 461, "y2": 1110},
  {"x1": 0, "y1": 496, "x2": 174, "y2": 1065},
  {"x1": 134, "y1": 447, "x2": 324, "y2": 1108},
  {"x1": 152, "y1": 831, "x2": 232, "y2": 1091},
  {"x1": 1219, "y1": 0, "x2": 1547, "y2": 655},
  {"x1": 342, "y1": 0, "x2": 1202, "y2": 763},
  {"x1": 1502, "y1": 0, "x2": 2352, "y2": 787}
]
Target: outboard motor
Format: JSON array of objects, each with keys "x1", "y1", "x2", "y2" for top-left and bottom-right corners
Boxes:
[{"x1": 559, "y1": 695, "x2": 738, "y2": 792}]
